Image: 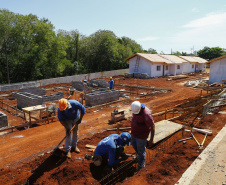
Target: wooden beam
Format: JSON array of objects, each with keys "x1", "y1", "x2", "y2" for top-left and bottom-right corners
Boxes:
[
  {"x1": 107, "y1": 127, "x2": 131, "y2": 131},
  {"x1": 85, "y1": 144, "x2": 96, "y2": 149}
]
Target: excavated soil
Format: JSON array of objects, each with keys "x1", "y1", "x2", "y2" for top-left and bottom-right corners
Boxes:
[{"x1": 0, "y1": 73, "x2": 225, "y2": 185}]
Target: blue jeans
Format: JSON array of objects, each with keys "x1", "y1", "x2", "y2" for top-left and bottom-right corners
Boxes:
[
  {"x1": 131, "y1": 136, "x2": 147, "y2": 169},
  {"x1": 64, "y1": 118, "x2": 79, "y2": 152}
]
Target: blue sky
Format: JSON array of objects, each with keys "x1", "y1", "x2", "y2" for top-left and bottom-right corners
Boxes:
[{"x1": 1, "y1": 0, "x2": 226, "y2": 54}]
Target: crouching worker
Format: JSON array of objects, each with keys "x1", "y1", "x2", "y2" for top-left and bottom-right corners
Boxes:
[
  {"x1": 93, "y1": 132, "x2": 131, "y2": 172},
  {"x1": 58, "y1": 98, "x2": 86, "y2": 158}
]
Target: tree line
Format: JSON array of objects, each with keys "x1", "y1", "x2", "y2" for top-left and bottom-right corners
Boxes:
[
  {"x1": 0, "y1": 9, "x2": 225, "y2": 84},
  {"x1": 0, "y1": 9, "x2": 144, "y2": 84}
]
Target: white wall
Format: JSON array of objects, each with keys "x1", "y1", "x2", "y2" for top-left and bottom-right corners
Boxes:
[
  {"x1": 129, "y1": 56, "x2": 152, "y2": 76},
  {"x1": 138, "y1": 58, "x2": 152, "y2": 75},
  {"x1": 176, "y1": 64, "x2": 183, "y2": 74},
  {"x1": 40, "y1": 69, "x2": 129, "y2": 86},
  {"x1": 129, "y1": 56, "x2": 183, "y2": 77},
  {"x1": 0, "y1": 69, "x2": 129, "y2": 91},
  {"x1": 129, "y1": 57, "x2": 136, "y2": 74},
  {"x1": 183, "y1": 62, "x2": 196, "y2": 73},
  {"x1": 209, "y1": 59, "x2": 226, "y2": 83},
  {"x1": 151, "y1": 63, "x2": 164, "y2": 77},
  {"x1": 196, "y1": 63, "x2": 206, "y2": 72},
  {"x1": 164, "y1": 65, "x2": 170, "y2": 75},
  {"x1": 168, "y1": 64, "x2": 176, "y2": 76}
]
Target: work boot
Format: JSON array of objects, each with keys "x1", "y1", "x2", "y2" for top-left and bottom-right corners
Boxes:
[
  {"x1": 75, "y1": 146, "x2": 80, "y2": 153},
  {"x1": 66, "y1": 151, "x2": 71, "y2": 159},
  {"x1": 71, "y1": 146, "x2": 80, "y2": 153}
]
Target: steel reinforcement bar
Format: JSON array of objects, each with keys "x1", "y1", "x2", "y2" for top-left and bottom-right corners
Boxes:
[{"x1": 97, "y1": 129, "x2": 183, "y2": 185}]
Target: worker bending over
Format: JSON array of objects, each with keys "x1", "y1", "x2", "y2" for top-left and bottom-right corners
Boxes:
[
  {"x1": 58, "y1": 98, "x2": 86, "y2": 158},
  {"x1": 93, "y1": 132, "x2": 131, "y2": 170},
  {"x1": 131, "y1": 101, "x2": 155, "y2": 170}
]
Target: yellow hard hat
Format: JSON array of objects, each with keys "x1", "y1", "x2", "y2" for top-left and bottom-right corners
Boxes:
[
  {"x1": 110, "y1": 77, "x2": 112, "y2": 79},
  {"x1": 59, "y1": 98, "x2": 69, "y2": 111}
]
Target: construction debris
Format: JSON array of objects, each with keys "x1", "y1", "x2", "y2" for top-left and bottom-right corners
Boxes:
[
  {"x1": 109, "y1": 109, "x2": 125, "y2": 123},
  {"x1": 0, "y1": 72, "x2": 225, "y2": 185},
  {"x1": 192, "y1": 127, "x2": 212, "y2": 135}
]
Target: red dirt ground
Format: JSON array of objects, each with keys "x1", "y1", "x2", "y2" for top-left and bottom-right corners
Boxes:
[{"x1": 0, "y1": 73, "x2": 225, "y2": 185}]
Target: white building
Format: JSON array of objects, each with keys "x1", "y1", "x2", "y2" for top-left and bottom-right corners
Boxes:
[
  {"x1": 208, "y1": 55, "x2": 226, "y2": 83},
  {"x1": 179, "y1": 56, "x2": 207, "y2": 73},
  {"x1": 125, "y1": 53, "x2": 207, "y2": 78},
  {"x1": 161, "y1": 55, "x2": 187, "y2": 75},
  {"x1": 125, "y1": 53, "x2": 174, "y2": 77}
]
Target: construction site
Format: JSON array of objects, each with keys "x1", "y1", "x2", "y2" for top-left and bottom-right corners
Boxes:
[{"x1": 0, "y1": 71, "x2": 225, "y2": 185}]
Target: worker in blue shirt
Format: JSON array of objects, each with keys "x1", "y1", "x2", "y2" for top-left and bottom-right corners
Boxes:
[
  {"x1": 93, "y1": 132, "x2": 131, "y2": 168},
  {"x1": 108, "y1": 77, "x2": 114, "y2": 90},
  {"x1": 58, "y1": 98, "x2": 86, "y2": 158}
]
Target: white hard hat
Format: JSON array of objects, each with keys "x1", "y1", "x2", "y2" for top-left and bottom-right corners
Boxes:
[{"x1": 131, "y1": 101, "x2": 141, "y2": 114}]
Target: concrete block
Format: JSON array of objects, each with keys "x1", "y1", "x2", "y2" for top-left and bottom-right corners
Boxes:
[
  {"x1": 18, "y1": 87, "x2": 46, "y2": 96},
  {"x1": 125, "y1": 73, "x2": 134, "y2": 78},
  {"x1": 85, "y1": 90, "x2": 119, "y2": 107},
  {"x1": 133, "y1": 73, "x2": 140, "y2": 78},
  {"x1": 0, "y1": 111, "x2": 8, "y2": 128},
  {"x1": 90, "y1": 79, "x2": 108, "y2": 88},
  {"x1": 139, "y1": 73, "x2": 150, "y2": 79},
  {"x1": 16, "y1": 92, "x2": 43, "y2": 109}
]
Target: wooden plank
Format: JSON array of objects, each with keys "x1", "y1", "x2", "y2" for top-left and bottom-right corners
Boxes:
[
  {"x1": 85, "y1": 144, "x2": 96, "y2": 149},
  {"x1": 22, "y1": 105, "x2": 47, "y2": 112},
  {"x1": 147, "y1": 120, "x2": 183, "y2": 144},
  {"x1": 107, "y1": 127, "x2": 131, "y2": 131}
]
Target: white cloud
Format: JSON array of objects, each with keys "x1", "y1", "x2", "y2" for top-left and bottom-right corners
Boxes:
[
  {"x1": 136, "y1": 36, "x2": 159, "y2": 41},
  {"x1": 183, "y1": 12, "x2": 226, "y2": 28},
  {"x1": 191, "y1": 7, "x2": 199, "y2": 13},
  {"x1": 137, "y1": 12, "x2": 226, "y2": 53}
]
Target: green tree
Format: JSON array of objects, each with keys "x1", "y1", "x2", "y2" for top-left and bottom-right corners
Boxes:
[
  {"x1": 172, "y1": 51, "x2": 182, "y2": 56},
  {"x1": 0, "y1": 9, "x2": 18, "y2": 83},
  {"x1": 79, "y1": 30, "x2": 119, "y2": 72},
  {"x1": 182, "y1": 52, "x2": 187, "y2": 56},
  {"x1": 118, "y1": 36, "x2": 143, "y2": 54},
  {"x1": 197, "y1": 46, "x2": 226, "y2": 60},
  {"x1": 57, "y1": 29, "x2": 83, "y2": 74},
  {"x1": 0, "y1": 10, "x2": 146, "y2": 84},
  {"x1": 144, "y1": 48, "x2": 158, "y2": 54}
]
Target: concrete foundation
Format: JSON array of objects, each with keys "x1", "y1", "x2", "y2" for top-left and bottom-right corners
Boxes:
[
  {"x1": 16, "y1": 92, "x2": 63, "y2": 109},
  {"x1": 139, "y1": 73, "x2": 150, "y2": 79},
  {"x1": 0, "y1": 111, "x2": 8, "y2": 128},
  {"x1": 42, "y1": 92, "x2": 63, "y2": 102},
  {"x1": 12, "y1": 87, "x2": 46, "y2": 99},
  {"x1": 18, "y1": 87, "x2": 46, "y2": 96},
  {"x1": 124, "y1": 73, "x2": 134, "y2": 78},
  {"x1": 85, "y1": 90, "x2": 119, "y2": 107},
  {"x1": 134, "y1": 73, "x2": 150, "y2": 79}
]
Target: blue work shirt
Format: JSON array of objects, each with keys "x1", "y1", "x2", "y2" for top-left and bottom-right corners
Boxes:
[
  {"x1": 108, "y1": 79, "x2": 114, "y2": 88},
  {"x1": 94, "y1": 134, "x2": 124, "y2": 166},
  {"x1": 57, "y1": 100, "x2": 86, "y2": 121}
]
